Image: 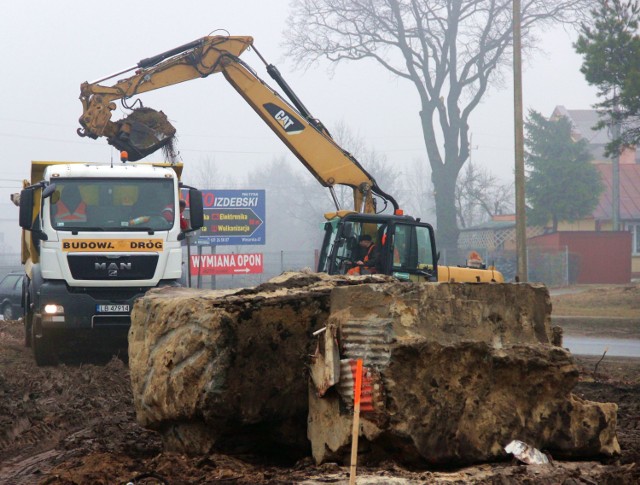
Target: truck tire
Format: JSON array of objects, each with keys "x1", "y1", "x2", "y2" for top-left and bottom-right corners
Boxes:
[{"x1": 32, "y1": 317, "x2": 56, "y2": 366}]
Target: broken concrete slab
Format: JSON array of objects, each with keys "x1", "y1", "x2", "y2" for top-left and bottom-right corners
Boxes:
[
  {"x1": 128, "y1": 273, "x2": 619, "y2": 467},
  {"x1": 128, "y1": 272, "x2": 390, "y2": 456},
  {"x1": 308, "y1": 282, "x2": 619, "y2": 465}
]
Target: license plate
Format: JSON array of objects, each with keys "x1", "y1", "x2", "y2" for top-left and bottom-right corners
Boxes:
[{"x1": 96, "y1": 304, "x2": 130, "y2": 313}]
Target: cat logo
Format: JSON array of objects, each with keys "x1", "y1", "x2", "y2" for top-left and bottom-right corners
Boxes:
[
  {"x1": 95, "y1": 262, "x2": 132, "y2": 277},
  {"x1": 263, "y1": 103, "x2": 305, "y2": 134}
]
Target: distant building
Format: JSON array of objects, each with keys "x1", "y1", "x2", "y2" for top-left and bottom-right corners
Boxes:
[
  {"x1": 459, "y1": 106, "x2": 640, "y2": 282},
  {"x1": 551, "y1": 106, "x2": 640, "y2": 279},
  {"x1": 551, "y1": 105, "x2": 639, "y2": 164}
]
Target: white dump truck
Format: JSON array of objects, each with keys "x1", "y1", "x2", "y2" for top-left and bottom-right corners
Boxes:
[{"x1": 17, "y1": 160, "x2": 203, "y2": 365}]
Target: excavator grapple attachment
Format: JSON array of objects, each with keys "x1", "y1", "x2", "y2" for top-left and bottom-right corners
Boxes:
[{"x1": 108, "y1": 107, "x2": 176, "y2": 161}]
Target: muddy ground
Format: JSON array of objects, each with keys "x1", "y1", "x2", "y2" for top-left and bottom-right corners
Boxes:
[{"x1": 1, "y1": 285, "x2": 639, "y2": 484}]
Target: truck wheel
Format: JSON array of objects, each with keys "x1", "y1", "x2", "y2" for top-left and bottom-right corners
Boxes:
[
  {"x1": 2, "y1": 304, "x2": 12, "y2": 321},
  {"x1": 32, "y1": 319, "x2": 56, "y2": 366}
]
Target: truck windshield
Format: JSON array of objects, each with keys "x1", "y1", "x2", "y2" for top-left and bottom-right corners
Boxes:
[{"x1": 49, "y1": 178, "x2": 176, "y2": 231}]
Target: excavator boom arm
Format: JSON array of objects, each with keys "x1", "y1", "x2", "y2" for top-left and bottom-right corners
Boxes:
[{"x1": 79, "y1": 35, "x2": 398, "y2": 213}]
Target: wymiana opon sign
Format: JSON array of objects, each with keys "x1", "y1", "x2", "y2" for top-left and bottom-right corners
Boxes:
[{"x1": 189, "y1": 252, "x2": 264, "y2": 276}]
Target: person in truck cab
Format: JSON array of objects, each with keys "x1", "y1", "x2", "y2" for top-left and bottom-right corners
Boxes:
[
  {"x1": 54, "y1": 185, "x2": 87, "y2": 223},
  {"x1": 129, "y1": 187, "x2": 175, "y2": 226},
  {"x1": 179, "y1": 199, "x2": 189, "y2": 231}
]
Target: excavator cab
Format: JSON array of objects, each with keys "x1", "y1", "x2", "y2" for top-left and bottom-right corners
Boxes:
[{"x1": 319, "y1": 213, "x2": 438, "y2": 282}]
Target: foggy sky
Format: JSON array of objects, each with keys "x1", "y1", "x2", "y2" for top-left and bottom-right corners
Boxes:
[{"x1": 0, "y1": 1, "x2": 598, "y2": 250}]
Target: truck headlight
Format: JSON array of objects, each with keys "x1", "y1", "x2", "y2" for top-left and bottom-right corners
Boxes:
[{"x1": 44, "y1": 304, "x2": 64, "y2": 314}]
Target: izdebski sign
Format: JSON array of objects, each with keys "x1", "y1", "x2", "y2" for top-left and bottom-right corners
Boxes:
[{"x1": 196, "y1": 190, "x2": 265, "y2": 246}]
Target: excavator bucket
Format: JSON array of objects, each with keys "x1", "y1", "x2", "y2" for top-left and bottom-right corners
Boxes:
[{"x1": 107, "y1": 107, "x2": 177, "y2": 161}]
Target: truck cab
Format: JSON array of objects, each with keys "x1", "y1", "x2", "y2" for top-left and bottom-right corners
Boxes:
[{"x1": 18, "y1": 161, "x2": 203, "y2": 365}]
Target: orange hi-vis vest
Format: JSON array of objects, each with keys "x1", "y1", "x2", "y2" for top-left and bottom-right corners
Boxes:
[
  {"x1": 347, "y1": 244, "x2": 378, "y2": 275},
  {"x1": 363, "y1": 243, "x2": 376, "y2": 265},
  {"x1": 161, "y1": 204, "x2": 174, "y2": 223},
  {"x1": 55, "y1": 200, "x2": 87, "y2": 222}
]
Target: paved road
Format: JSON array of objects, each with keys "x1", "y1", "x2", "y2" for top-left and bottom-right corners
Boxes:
[{"x1": 564, "y1": 336, "x2": 640, "y2": 357}]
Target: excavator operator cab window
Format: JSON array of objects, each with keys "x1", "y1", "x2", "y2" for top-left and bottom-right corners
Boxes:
[
  {"x1": 317, "y1": 219, "x2": 339, "y2": 273},
  {"x1": 390, "y1": 223, "x2": 436, "y2": 280},
  {"x1": 326, "y1": 220, "x2": 386, "y2": 275}
]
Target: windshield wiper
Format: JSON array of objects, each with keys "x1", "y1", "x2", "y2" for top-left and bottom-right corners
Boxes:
[
  {"x1": 127, "y1": 227, "x2": 156, "y2": 235},
  {"x1": 71, "y1": 227, "x2": 105, "y2": 234}
]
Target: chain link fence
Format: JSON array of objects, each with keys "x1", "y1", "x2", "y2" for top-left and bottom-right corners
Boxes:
[
  {"x1": 0, "y1": 250, "x2": 319, "y2": 291},
  {"x1": 442, "y1": 246, "x2": 575, "y2": 287},
  {"x1": 3, "y1": 246, "x2": 577, "y2": 290}
]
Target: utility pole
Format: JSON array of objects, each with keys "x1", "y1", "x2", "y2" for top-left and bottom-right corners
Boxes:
[
  {"x1": 513, "y1": 0, "x2": 528, "y2": 282},
  {"x1": 612, "y1": 117, "x2": 620, "y2": 231}
]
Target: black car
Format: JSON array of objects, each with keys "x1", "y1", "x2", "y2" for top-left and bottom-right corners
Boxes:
[{"x1": 0, "y1": 271, "x2": 24, "y2": 321}]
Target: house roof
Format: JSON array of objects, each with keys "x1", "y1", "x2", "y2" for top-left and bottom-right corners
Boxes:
[
  {"x1": 594, "y1": 163, "x2": 640, "y2": 221},
  {"x1": 552, "y1": 105, "x2": 611, "y2": 161}
]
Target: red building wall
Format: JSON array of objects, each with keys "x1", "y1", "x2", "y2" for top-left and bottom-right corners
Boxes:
[{"x1": 529, "y1": 231, "x2": 631, "y2": 284}]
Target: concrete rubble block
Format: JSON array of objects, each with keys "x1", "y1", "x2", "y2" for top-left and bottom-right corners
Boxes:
[
  {"x1": 129, "y1": 274, "x2": 619, "y2": 466},
  {"x1": 128, "y1": 272, "x2": 391, "y2": 455},
  {"x1": 308, "y1": 282, "x2": 620, "y2": 466}
]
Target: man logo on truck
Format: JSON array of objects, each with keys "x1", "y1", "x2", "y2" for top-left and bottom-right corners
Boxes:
[{"x1": 95, "y1": 262, "x2": 132, "y2": 277}]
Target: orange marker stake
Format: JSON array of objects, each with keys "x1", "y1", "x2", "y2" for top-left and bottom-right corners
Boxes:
[{"x1": 349, "y1": 359, "x2": 363, "y2": 485}]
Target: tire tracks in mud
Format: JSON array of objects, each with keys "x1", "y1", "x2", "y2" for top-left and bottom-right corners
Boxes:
[{"x1": 0, "y1": 319, "x2": 145, "y2": 483}]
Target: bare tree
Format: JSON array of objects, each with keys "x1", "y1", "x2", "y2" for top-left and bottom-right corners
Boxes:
[
  {"x1": 284, "y1": 0, "x2": 588, "y2": 249},
  {"x1": 182, "y1": 156, "x2": 234, "y2": 190},
  {"x1": 330, "y1": 120, "x2": 402, "y2": 213},
  {"x1": 243, "y1": 122, "x2": 402, "y2": 251},
  {"x1": 246, "y1": 156, "x2": 329, "y2": 251},
  {"x1": 455, "y1": 161, "x2": 514, "y2": 229},
  {"x1": 403, "y1": 156, "x2": 435, "y2": 221}
]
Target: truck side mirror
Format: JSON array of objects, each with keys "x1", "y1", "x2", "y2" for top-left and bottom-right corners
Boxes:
[
  {"x1": 19, "y1": 188, "x2": 34, "y2": 230},
  {"x1": 187, "y1": 188, "x2": 204, "y2": 231},
  {"x1": 42, "y1": 183, "x2": 56, "y2": 199}
]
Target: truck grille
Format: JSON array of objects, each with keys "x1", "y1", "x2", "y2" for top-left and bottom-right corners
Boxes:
[{"x1": 68, "y1": 255, "x2": 158, "y2": 280}]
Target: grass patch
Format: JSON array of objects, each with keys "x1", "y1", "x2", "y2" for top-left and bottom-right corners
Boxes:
[{"x1": 551, "y1": 284, "x2": 640, "y2": 318}]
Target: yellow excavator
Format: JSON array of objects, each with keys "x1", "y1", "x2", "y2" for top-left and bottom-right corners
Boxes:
[{"x1": 78, "y1": 35, "x2": 503, "y2": 283}]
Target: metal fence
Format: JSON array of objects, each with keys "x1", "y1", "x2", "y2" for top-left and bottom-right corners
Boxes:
[
  {"x1": 0, "y1": 250, "x2": 319, "y2": 290},
  {"x1": 442, "y1": 246, "x2": 574, "y2": 287},
  {"x1": 2, "y1": 245, "x2": 576, "y2": 290}
]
